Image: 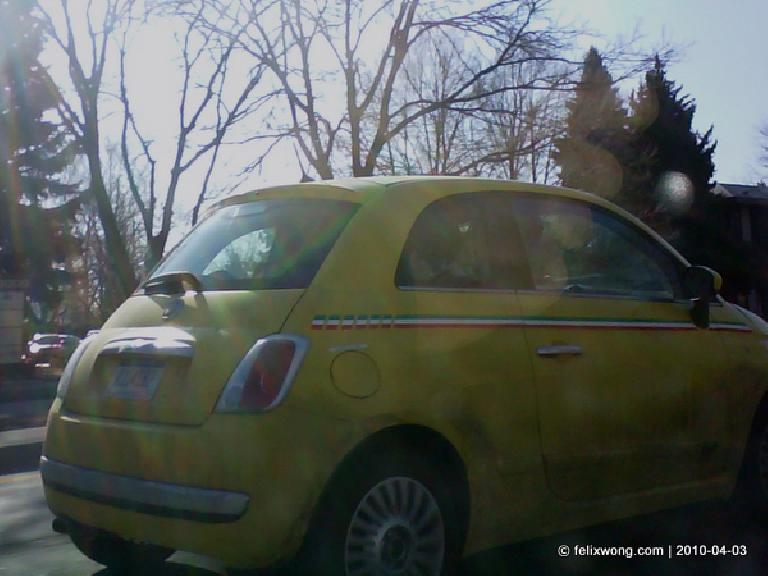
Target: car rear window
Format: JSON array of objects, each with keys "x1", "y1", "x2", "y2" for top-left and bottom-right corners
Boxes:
[{"x1": 149, "y1": 199, "x2": 358, "y2": 291}]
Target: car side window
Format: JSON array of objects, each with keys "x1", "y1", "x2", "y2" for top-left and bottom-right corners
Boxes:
[
  {"x1": 396, "y1": 194, "x2": 515, "y2": 290},
  {"x1": 513, "y1": 195, "x2": 683, "y2": 300}
]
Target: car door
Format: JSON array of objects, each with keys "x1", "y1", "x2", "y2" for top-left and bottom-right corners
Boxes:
[
  {"x1": 392, "y1": 190, "x2": 543, "y2": 535},
  {"x1": 507, "y1": 193, "x2": 728, "y2": 501},
  {"x1": 698, "y1": 301, "x2": 759, "y2": 478}
]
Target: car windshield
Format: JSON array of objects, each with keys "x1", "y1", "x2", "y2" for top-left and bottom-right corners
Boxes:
[
  {"x1": 148, "y1": 199, "x2": 358, "y2": 291},
  {"x1": 36, "y1": 336, "x2": 60, "y2": 345}
]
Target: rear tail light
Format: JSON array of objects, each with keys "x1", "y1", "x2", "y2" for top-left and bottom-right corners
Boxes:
[{"x1": 216, "y1": 335, "x2": 308, "y2": 412}]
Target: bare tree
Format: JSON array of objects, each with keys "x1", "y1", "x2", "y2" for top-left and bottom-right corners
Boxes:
[
  {"x1": 198, "y1": 0, "x2": 580, "y2": 180},
  {"x1": 68, "y1": 144, "x2": 145, "y2": 323},
  {"x1": 380, "y1": 37, "x2": 568, "y2": 182},
  {"x1": 118, "y1": 4, "x2": 277, "y2": 268},
  {"x1": 380, "y1": 34, "x2": 485, "y2": 176},
  {"x1": 472, "y1": 62, "x2": 567, "y2": 182},
  {"x1": 36, "y1": 0, "x2": 137, "y2": 304}
]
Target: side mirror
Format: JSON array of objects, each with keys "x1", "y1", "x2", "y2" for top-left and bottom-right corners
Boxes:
[{"x1": 684, "y1": 266, "x2": 722, "y2": 328}]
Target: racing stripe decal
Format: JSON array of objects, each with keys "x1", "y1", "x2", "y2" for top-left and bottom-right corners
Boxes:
[{"x1": 311, "y1": 315, "x2": 752, "y2": 332}]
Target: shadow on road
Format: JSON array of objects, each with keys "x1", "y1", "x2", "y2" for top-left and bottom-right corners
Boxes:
[
  {"x1": 0, "y1": 376, "x2": 58, "y2": 403},
  {"x1": 0, "y1": 441, "x2": 42, "y2": 474},
  {"x1": 462, "y1": 498, "x2": 767, "y2": 576},
  {"x1": 93, "y1": 563, "x2": 220, "y2": 576},
  {"x1": 77, "y1": 499, "x2": 767, "y2": 576},
  {"x1": 0, "y1": 375, "x2": 57, "y2": 431}
]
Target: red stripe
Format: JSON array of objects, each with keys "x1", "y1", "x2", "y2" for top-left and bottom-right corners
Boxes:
[
  {"x1": 392, "y1": 323, "x2": 501, "y2": 329},
  {"x1": 391, "y1": 323, "x2": 696, "y2": 331},
  {"x1": 523, "y1": 324, "x2": 695, "y2": 331},
  {"x1": 312, "y1": 319, "x2": 749, "y2": 332}
]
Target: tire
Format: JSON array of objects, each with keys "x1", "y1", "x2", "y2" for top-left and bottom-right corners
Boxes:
[
  {"x1": 735, "y1": 411, "x2": 768, "y2": 515},
  {"x1": 66, "y1": 519, "x2": 173, "y2": 573},
  {"x1": 292, "y1": 446, "x2": 467, "y2": 576}
]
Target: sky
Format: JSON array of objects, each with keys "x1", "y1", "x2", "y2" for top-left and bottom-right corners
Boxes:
[{"x1": 39, "y1": 0, "x2": 768, "y2": 228}]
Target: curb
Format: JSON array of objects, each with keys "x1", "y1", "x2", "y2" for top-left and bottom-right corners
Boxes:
[
  {"x1": 0, "y1": 426, "x2": 45, "y2": 476},
  {"x1": 0, "y1": 426, "x2": 46, "y2": 449},
  {"x1": 0, "y1": 400, "x2": 51, "y2": 433}
]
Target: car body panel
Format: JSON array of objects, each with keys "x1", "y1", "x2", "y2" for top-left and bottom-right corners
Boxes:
[
  {"x1": 518, "y1": 292, "x2": 738, "y2": 501},
  {"x1": 43, "y1": 398, "x2": 361, "y2": 567},
  {"x1": 710, "y1": 303, "x2": 768, "y2": 475},
  {"x1": 62, "y1": 290, "x2": 303, "y2": 425}
]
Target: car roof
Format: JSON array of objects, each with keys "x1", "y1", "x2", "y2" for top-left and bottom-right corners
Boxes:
[{"x1": 217, "y1": 176, "x2": 587, "y2": 207}]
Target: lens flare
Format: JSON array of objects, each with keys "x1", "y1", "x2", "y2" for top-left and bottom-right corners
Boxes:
[{"x1": 656, "y1": 171, "x2": 694, "y2": 215}]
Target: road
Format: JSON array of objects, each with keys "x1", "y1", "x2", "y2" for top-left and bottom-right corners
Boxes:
[
  {"x1": 0, "y1": 376, "x2": 58, "y2": 431},
  {"x1": 1, "y1": 465, "x2": 767, "y2": 576},
  {"x1": 0, "y1": 471, "x2": 227, "y2": 576}
]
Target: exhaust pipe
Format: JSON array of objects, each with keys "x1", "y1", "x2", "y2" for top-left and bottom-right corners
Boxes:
[{"x1": 51, "y1": 517, "x2": 67, "y2": 534}]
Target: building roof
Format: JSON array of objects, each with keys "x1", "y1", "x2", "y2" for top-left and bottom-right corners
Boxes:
[{"x1": 710, "y1": 182, "x2": 768, "y2": 202}]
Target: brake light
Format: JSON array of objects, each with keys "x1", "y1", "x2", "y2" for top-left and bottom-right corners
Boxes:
[{"x1": 216, "y1": 335, "x2": 308, "y2": 412}]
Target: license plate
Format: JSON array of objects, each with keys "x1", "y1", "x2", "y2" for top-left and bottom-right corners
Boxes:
[{"x1": 106, "y1": 363, "x2": 164, "y2": 400}]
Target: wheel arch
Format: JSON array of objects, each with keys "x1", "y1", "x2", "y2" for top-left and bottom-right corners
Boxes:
[
  {"x1": 734, "y1": 388, "x2": 768, "y2": 496},
  {"x1": 748, "y1": 391, "x2": 768, "y2": 434},
  {"x1": 312, "y1": 421, "x2": 471, "y2": 540}
]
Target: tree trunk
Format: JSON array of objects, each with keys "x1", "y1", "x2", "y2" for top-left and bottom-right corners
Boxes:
[{"x1": 83, "y1": 139, "x2": 136, "y2": 305}]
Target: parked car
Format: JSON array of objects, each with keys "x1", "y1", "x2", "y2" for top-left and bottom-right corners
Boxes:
[
  {"x1": 41, "y1": 177, "x2": 768, "y2": 575},
  {"x1": 24, "y1": 334, "x2": 80, "y2": 375}
]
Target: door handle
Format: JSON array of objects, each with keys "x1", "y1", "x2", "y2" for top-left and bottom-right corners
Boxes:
[{"x1": 536, "y1": 344, "x2": 583, "y2": 358}]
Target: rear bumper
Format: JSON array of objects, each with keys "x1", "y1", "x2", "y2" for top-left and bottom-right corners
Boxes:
[
  {"x1": 40, "y1": 456, "x2": 250, "y2": 523},
  {"x1": 42, "y1": 400, "x2": 359, "y2": 568}
]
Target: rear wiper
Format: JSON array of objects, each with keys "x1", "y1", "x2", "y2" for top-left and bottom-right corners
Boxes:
[{"x1": 142, "y1": 271, "x2": 203, "y2": 295}]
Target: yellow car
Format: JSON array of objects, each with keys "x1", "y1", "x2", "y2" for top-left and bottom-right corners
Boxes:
[{"x1": 41, "y1": 177, "x2": 768, "y2": 575}]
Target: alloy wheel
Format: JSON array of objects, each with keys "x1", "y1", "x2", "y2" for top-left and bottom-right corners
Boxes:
[
  {"x1": 758, "y1": 427, "x2": 768, "y2": 497},
  {"x1": 344, "y1": 476, "x2": 445, "y2": 576}
]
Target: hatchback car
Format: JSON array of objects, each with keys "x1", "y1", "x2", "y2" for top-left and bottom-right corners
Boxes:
[{"x1": 41, "y1": 177, "x2": 768, "y2": 575}]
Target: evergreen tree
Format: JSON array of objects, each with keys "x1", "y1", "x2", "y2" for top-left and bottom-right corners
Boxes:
[
  {"x1": 625, "y1": 57, "x2": 768, "y2": 300},
  {"x1": 554, "y1": 48, "x2": 636, "y2": 203},
  {"x1": 0, "y1": 0, "x2": 79, "y2": 320},
  {"x1": 628, "y1": 55, "x2": 716, "y2": 230},
  {"x1": 626, "y1": 57, "x2": 733, "y2": 280}
]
